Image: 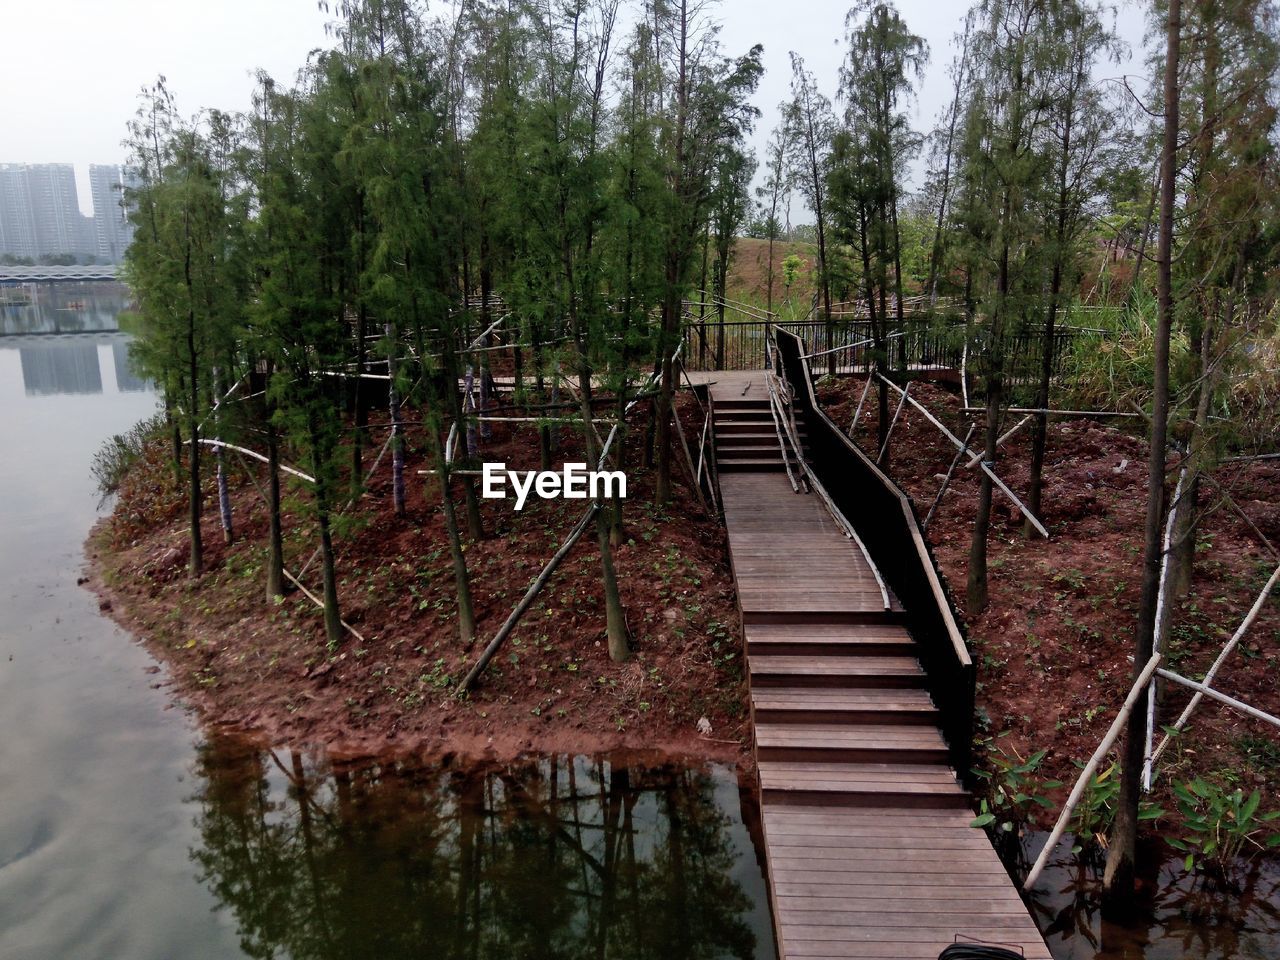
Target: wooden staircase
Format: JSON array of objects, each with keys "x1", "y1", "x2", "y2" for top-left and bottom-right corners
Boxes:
[
  {"x1": 706, "y1": 375, "x2": 1052, "y2": 960},
  {"x1": 714, "y1": 398, "x2": 805, "y2": 473}
]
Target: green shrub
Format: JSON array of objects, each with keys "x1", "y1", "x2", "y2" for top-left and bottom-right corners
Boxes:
[
  {"x1": 1168, "y1": 777, "x2": 1280, "y2": 874},
  {"x1": 91, "y1": 411, "x2": 165, "y2": 500}
]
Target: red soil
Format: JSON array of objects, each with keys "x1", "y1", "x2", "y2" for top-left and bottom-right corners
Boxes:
[
  {"x1": 819, "y1": 376, "x2": 1280, "y2": 814},
  {"x1": 88, "y1": 391, "x2": 751, "y2": 768}
]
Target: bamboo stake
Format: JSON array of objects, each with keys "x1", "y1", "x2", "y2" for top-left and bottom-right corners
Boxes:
[
  {"x1": 962, "y1": 406, "x2": 1141, "y2": 418},
  {"x1": 1198, "y1": 471, "x2": 1278, "y2": 558},
  {"x1": 1143, "y1": 467, "x2": 1188, "y2": 789},
  {"x1": 1155, "y1": 667, "x2": 1280, "y2": 730},
  {"x1": 297, "y1": 434, "x2": 394, "y2": 582},
  {"x1": 455, "y1": 504, "x2": 600, "y2": 694},
  {"x1": 1222, "y1": 452, "x2": 1280, "y2": 464},
  {"x1": 877, "y1": 382, "x2": 911, "y2": 465},
  {"x1": 765, "y1": 370, "x2": 803, "y2": 493},
  {"x1": 924, "y1": 424, "x2": 976, "y2": 531},
  {"x1": 1149, "y1": 561, "x2": 1280, "y2": 768},
  {"x1": 849, "y1": 374, "x2": 874, "y2": 437},
  {"x1": 671, "y1": 400, "x2": 709, "y2": 511},
  {"x1": 191, "y1": 439, "x2": 315, "y2": 483},
  {"x1": 696, "y1": 409, "x2": 710, "y2": 487},
  {"x1": 876, "y1": 374, "x2": 1049, "y2": 538},
  {"x1": 1022, "y1": 652, "x2": 1163, "y2": 891},
  {"x1": 282, "y1": 568, "x2": 365, "y2": 643},
  {"x1": 964, "y1": 415, "x2": 1033, "y2": 468}
]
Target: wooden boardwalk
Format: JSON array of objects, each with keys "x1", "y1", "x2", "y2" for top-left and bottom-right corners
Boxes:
[{"x1": 709, "y1": 372, "x2": 1050, "y2": 960}]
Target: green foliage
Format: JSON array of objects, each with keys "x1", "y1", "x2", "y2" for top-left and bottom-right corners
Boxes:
[
  {"x1": 781, "y1": 254, "x2": 804, "y2": 290},
  {"x1": 1168, "y1": 778, "x2": 1280, "y2": 874},
  {"x1": 1064, "y1": 762, "x2": 1163, "y2": 854},
  {"x1": 970, "y1": 738, "x2": 1062, "y2": 834},
  {"x1": 91, "y1": 412, "x2": 166, "y2": 500}
]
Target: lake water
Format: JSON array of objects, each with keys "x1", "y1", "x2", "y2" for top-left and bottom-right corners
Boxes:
[
  {"x1": 0, "y1": 283, "x2": 777, "y2": 960},
  {"x1": 1, "y1": 283, "x2": 1276, "y2": 959}
]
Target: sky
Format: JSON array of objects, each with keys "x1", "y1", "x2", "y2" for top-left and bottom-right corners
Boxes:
[{"x1": 6, "y1": 0, "x2": 1149, "y2": 218}]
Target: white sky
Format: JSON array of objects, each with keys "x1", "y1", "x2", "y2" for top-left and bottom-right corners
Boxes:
[{"x1": 6, "y1": 0, "x2": 1148, "y2": 218}]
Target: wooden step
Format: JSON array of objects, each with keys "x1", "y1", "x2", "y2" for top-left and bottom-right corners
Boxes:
[
  {"x1": 717, "y1": 444, "x2": 787, "y2": 460},
  {"x1": 718, "y1": 458, "x2": 785, "y2": 473},
  {"x1": 750, "y1": 655, "x2": 925, "y2": 689},
  {"x1": 715, "y1": 418, "x2": 778, "y2": 434},
  {"x1": 754, "y1": 723, "x2": 949, "y2": 764},
  {"x1": 758, "y1": 760, "x2": 967, "y2": 809},
  {"x1": 716, "y1": 399, "x2": 771, "y2": 411},
  {"x1": 717, "y1": 430, "x2": 806, "y2": 444},
  {"x1": 743, "y1": 608, "x2": 906, "y2": 626},
  {"x1": 716, "y1": 434, "x2": 780, "y2": 449},
  {"x1": 752, "y1": 687, "x2": 939, "y2": 725},
  {"x1": 745, "y1": 623, "x2": 918, "y2": 658}
]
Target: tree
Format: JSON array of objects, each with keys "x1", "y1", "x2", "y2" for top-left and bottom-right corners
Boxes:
[
  {"x1": 1024, "y1": 0, "x2": 1120, "y2": 539},
  {"x1": 1103, "y1": 0, "x2": 1182, "y2": 898},
  {"x1": 830, "y1": 1, "x2": 927, "y2": 455},
  {"x1": 124, "y1": 85, "x2": 243, "y2": 579},
  {"x1": 954, "y1": 0, "x2": 1060, "y2": 614},
  {"x1": 755, "y1": 127, "x2": 790, "y2": 316},
  {"x1": 781, "y1": 52, "x2": 836, "y2": 374},
  {"x1": 650, "y1": 0, "x2": 762, "y2": 504}
]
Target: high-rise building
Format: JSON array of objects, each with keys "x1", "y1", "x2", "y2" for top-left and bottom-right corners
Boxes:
[
  {"x1": 89, "y1": 164, "x2": 135, "y2": 262},
  {"x1": 0, "y1": 163, "x2": 95, "y2": 260},
  {"x1": 0, "y1": 164, "x2": 39, "y2": 260},
  {"x1": 0, "y1": 163, "x2": 137, "y2": 262}
]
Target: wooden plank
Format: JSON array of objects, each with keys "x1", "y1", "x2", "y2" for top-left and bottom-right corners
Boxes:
[{"x1": 711, "y1": 386, "x2": 1049, "y2": 960}]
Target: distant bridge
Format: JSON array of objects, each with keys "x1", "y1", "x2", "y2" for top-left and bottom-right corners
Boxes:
[{"x1": 0, "y1": 264, "x2": 120, "y2": 284}]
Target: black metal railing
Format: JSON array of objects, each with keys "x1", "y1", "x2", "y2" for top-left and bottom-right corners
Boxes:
[{"x1": 772, "y1": 327, "x2": 976, "y2": 779}]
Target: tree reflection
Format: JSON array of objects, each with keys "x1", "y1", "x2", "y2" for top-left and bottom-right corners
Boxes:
[
  {"x1": 1023, "y1": 832, "x2": 1280, "y2": 958},
  {"x1": 189, "y1": 737, "x2": 771, "y2": 960}
]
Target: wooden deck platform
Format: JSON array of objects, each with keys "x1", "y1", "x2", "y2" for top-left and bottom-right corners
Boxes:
[{"x1": 706, "y1": 372, "x2": 1050, "y2": 960}]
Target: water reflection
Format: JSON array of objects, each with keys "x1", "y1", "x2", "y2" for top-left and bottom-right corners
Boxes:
[
  {"x1": 191, "y1": 738, "x2": 776, "y2": 960},
  {"x1": 0, "y1": 281, "x2": 129, "y2": 335},
  {"x1": 18, "y1": 340, "x2": 104, "y2": 395},
  {"x1": 0, "y1": 283, "x2": 144, "y2": 397},
  {"x1": 1023, "y1": 832, "x2": 1280, "y2": 959}
]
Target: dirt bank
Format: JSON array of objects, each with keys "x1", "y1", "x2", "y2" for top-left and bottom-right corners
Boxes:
[
  {"x1": 87, "y1": 391, "x2": 752, "y2": 769},
  {"x1": 820, "y1": 375, "x2": 1280, "y2": 815}
]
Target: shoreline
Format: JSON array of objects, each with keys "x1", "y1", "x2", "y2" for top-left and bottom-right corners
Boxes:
[
  {"x1": 83, "y1": 406, "x2": 754, "y2": 772},
  {"x1": 83, "y1": 545, "x2": 749, "y2": 769}
]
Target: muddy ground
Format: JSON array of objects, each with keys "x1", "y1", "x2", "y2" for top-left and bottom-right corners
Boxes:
[
  {"x1": 819, "y1": 375, "x2": 1280, "y2": 818},
  {"x1": 88, "y1": 390, "x2": 751, "y2": 768}
]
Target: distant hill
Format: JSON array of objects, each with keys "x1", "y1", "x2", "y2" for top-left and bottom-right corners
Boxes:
[{"x1": 724, "y1": 237, "x2": 819, "y2": 315}]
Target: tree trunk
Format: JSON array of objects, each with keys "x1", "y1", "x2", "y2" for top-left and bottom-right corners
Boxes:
[
  {"x1": 308, "y1": 421, "x2": 343, "y2": 648},
  {"x1": 264, "y1": 408, "x2": 284, "y2": 601},
  {"x1": 187, "y1": 379, "x2": 203, "y2": 578},
  {"x1": 433, "y1": 431, "x2": 476, "y2": 646},
  {"x1": 1104, "y1": 0, "x2": 1180, "y2": 899},
  {"x1": 387, "y1": 321, "x2": 406, "y2": 517},
  {"x1": 967, "y1": 234, "x2": 1009, "y2": 615}
]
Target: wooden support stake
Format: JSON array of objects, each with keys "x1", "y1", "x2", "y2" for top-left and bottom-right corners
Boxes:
[
  {"x1": 876, "y1": 374, "x2": 1049, "y2": 538},
  {"x1": 965, "y1": 415, "x2": 1032, "y2": 468},
  {"x1": 1143, "y1": 467, "x2": 1188, "y2": 789},
  {"x1": 1023, "y1": 652, "x2": 1163, "y2": 892},
  {"x1": 849, "y1": 373, "x2": 874, "y2": 437},
  {"x1": 877, "y1": 382, "x2": 911, "y2": 465},
  {"x1": 671, "y1": 399, "x2": 709, "y2": 511},
  {"x1": 924, "y1": 423, "x2": 975, "y2": 532},
  {"x1": 962, "y1": 406, "x2": 1141, "y2": 418},
  {"x1": 455, "y1": 504, "x2": 600, "y2": 694},
  {"x1": 191, "y1": 438, "x2": 315, "y2": 483},
  {"x1": 282, "y1": 567, "x2": 365, "y2": 644},
  {"x1": 1150, "y1": 561, "x2": 1280, "y2": 767},
  {"x1": 1155, "y1": 667, "x2": 1280, "y2": 730}
]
